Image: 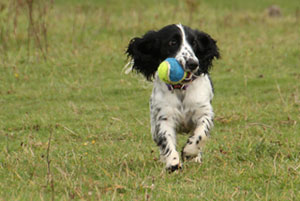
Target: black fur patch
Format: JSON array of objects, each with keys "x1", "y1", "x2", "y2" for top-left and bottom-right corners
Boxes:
[
  {"x1": 126, "y1": 25, "x2": 182, "y2": 80},
  {"x1": 158, "y1": 115, "x2": 168, "y2": 121}
]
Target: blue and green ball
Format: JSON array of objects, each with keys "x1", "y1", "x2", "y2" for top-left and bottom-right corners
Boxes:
[{"x1": 157, "y1": 58, "x2": 187, "y2": 84}]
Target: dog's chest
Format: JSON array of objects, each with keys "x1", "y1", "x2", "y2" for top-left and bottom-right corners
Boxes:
[{"x1": 173, "y1": 90, "x2": 197, "y2": 133}]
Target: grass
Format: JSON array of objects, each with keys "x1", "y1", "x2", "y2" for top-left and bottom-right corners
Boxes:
[{"x1": 0, "y1": 0, "x2": 300, "y2": 200}]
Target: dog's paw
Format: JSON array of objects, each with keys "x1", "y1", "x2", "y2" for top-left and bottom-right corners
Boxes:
[
  {"x1": 181, "y1": 137, "x2": 201, "y2": 162},
  {"x1": 191, "y1": 152, "x2": 203, "y2": 163},
  {"x1": 164, "y1": 151, "x2": 182, "y2": 172},
  {"x1": 166, "y1": 163, "x2": 182, "y2": 173}
]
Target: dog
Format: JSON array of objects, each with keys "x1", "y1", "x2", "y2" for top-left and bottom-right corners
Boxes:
[{"x1": 126, "y1": 24, "x2": 220, "y2": 172}]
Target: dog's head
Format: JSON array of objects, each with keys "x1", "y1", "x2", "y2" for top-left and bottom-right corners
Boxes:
[{"x1": 126, "y1": 24, "x2": 220, "y2": 80}]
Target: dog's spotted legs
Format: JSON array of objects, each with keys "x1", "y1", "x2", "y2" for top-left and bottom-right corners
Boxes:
[
  {"x1": 151, "y1": 105, "x2": 182, "y2": 172},
  {"x1": 181, "y1": 108, "x2": 214, "y2": 162},
  {"x1": 154, "y1": 119, "x2": 181, "y2": 172}
]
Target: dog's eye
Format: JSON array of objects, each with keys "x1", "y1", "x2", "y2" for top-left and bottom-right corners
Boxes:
[{"x1": 168, "y1": 40, "x2": 177, "y2": 46}]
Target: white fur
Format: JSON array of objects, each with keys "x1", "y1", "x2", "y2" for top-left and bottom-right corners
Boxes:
[{"x1": 175, "y1": 24, "x2": 199, "y2": 72}]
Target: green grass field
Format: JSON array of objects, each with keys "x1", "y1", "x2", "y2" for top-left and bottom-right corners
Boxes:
[{"x1": 0, "y1": 0, "x2": 299, "y2": 200}]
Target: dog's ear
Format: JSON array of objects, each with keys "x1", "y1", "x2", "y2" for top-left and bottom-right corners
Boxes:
[
  {"x1": 126, "y1": 31, "x2": 161, "y2": 81},
  {"x1": 194, "y1": 30, "x2": 220, "y2": 74}
]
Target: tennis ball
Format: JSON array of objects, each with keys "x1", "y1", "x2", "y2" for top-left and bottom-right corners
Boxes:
[{"x1": 158, "y1": 58, "x2": 187, "y2": 84}]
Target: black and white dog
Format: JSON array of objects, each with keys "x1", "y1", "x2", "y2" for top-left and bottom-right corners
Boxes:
[{"x1": 126, "y1": 24, "x2": 220, "y2": 172}]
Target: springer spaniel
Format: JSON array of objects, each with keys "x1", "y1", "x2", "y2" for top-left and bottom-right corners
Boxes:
[{"x1": 126, "y1": 24, "x2": 220, "y2": 172}]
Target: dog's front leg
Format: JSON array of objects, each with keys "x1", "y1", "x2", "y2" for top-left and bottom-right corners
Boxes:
[
  {"x1": 181, "y1": 104, "x2": 214, "y2": 163},
  {"x1": 150, "y1": 107, "x2": 181, "y2": 172},
  {"x1": 153, "y1": 118, "x2": 181, "y2": 172}
]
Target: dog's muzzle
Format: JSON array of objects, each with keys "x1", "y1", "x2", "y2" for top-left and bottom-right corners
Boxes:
[{"x1": 186, "y1": 58, "x2": 199, "y2": 72}]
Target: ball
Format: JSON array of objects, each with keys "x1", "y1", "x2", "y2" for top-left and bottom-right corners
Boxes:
[{"x1": 157, "y1": 58, "x2": 187, "y2": 84}]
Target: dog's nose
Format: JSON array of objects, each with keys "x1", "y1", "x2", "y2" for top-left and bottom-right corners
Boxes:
[{"x1": 186, "y1": 59, "x2": 198, "y2": 71}]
